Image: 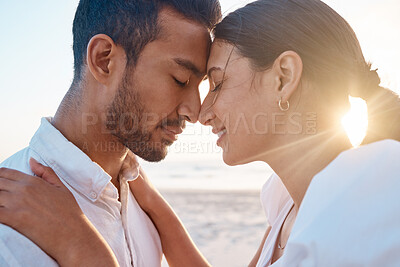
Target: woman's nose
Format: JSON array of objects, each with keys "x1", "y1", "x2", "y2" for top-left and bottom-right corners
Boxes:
[{"x1": 199, "y1": 93, "x2": 216, "y2": 126}]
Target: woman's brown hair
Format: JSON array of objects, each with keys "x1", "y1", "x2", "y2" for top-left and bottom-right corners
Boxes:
[{"x1": 214, "y1": 0, "x2": 399, "y2": 144}]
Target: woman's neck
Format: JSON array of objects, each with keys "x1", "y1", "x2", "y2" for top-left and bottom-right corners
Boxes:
[{"x1": 266, "y1": 127, "x2": 352, "y2": 210}]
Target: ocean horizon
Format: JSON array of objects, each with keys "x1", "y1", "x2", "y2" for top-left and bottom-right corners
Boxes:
[{"x1": 140, "y1": 154, "x2": 273, "y2": 192}]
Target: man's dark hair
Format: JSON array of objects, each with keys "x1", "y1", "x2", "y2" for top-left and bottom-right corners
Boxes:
[{"x1": 72, "y1": 0, "x2": 221, "y2": 82}]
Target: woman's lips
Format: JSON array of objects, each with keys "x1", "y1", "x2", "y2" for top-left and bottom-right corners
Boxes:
[{"x1": 216, "y1": 129, "x2": 227, "y2": 147}]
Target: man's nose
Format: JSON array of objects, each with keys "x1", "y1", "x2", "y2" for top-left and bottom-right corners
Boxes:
[{"x1": 177, "y1": 88, "x2": 201, "y2": 123}]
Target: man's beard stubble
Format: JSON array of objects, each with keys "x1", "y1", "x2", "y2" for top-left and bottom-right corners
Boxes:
[{"x1": 105, "y1": 73, "x2": 171, "y2": 162}]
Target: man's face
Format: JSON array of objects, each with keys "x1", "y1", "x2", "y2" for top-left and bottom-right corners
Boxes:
[{"x1": 107, "y1": 8, "x2": 210, "y2": 162}]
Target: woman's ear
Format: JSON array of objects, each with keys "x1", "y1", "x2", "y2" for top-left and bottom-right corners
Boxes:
[
  {"x1": 272, "y1": 51, "x2": 303, "y2": 103},
  {"x1": 86, "y1": 34, "x2": 125, "y2": 85}
]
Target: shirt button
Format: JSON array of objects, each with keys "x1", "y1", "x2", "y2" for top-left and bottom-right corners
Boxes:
[{"x1": 90, "y1": 192, "x2": 97, "y2": 199}]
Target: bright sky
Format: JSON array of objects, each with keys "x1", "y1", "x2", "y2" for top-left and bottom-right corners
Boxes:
[{"x1": 0, "y1": 0, "x2": 399, "y2": 163}]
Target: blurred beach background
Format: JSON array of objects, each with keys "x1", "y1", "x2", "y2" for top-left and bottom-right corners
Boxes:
[{"x1": 1, "y1": 0, "x2": 400, "y2": 266}]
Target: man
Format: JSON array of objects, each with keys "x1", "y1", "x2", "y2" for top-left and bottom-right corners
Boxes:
[{"x1": 0, "y1": 0, "x2": 221, "y2": 266}]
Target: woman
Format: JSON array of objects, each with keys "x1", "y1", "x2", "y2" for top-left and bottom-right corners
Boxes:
[{"x1": 1, "y1": 0, "x2": 400, "y2": 266}]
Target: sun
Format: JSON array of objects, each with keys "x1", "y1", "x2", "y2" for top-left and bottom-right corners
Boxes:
[{"x1": 341, "y1": 96, "x2": 368, "y2": 147}]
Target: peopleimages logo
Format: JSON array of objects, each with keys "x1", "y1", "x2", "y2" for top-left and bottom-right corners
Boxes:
[
  {"x1": 80, "y1": 111, "x2": 318, "y2": 136},
  {"x1": 79, "y1": 111, "x2": 318, "y2": 153}
]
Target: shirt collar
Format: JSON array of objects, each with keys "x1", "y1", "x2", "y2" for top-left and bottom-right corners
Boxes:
[{"x1": 29, "y1": 117, "x2": 139, "y2": 202}]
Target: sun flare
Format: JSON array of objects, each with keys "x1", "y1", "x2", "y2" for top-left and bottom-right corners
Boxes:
[{"x1": 341, "y1": 97, "x2": 368, "y2": 147}]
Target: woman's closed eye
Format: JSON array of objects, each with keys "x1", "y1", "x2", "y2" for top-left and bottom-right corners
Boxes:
[{"x1": 211, "y1": 82, "x2": 223, "y2": 92}]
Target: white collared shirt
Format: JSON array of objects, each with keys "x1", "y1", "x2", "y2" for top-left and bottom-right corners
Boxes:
[
  {"x1": 0, "y1": 117, "x2": 163, "y2": 267},
  {"x1": 272, "y1": 140, "x2": 400, "y2": 266}
]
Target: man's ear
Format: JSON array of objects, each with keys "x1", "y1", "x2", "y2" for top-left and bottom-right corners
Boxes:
[
  {"x1": 86, "y1": 34, "x2": 125, "y2": 85},
  {"x1": 270, "y1": 51, "x2": 303, "y2": 103}
]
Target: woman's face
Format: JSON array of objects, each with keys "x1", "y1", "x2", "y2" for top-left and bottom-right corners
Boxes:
[{"x1": 200, "y1": 41, "x2": 282, "y2": 166}]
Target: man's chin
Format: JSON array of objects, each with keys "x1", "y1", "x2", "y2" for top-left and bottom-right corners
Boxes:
[
  {"x1": 141, "y1": 150, "x2": 168, "y2": 162},
  {"x1": 129, "y1": 139, "x2": 172, "y2": 162}
]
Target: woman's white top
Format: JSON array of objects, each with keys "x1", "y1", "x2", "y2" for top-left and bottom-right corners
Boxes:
[
  {"x1": 271, "y1": 139, "x2": 400, "y2": 266},
  {"x1": 256, "y1": 173, "x2": 293, "y2": 267}
]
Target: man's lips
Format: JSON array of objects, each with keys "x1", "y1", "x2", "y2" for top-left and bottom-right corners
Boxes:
[
  {"x1": 161, "y1": 126, "x2": 183, "y2": 141},
  {"x1": 162, "y1": 126, "x2": 183, "y2": 135}
]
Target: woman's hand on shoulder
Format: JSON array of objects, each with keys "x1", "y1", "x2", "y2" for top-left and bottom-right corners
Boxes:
[
  {"x1": 0, "y1": 159, "x2": 118, "y2": 267},
  {"x1": 129, "y1": 166, "x2": 163, "y2": 216}
]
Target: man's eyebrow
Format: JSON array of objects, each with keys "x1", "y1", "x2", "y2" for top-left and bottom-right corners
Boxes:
[
  {"x1": 207, "y1": 67, "x2": 222, "y2": 79},
  {"x1": 173, "y1": 58, "x2": 205, "y2": 78}
]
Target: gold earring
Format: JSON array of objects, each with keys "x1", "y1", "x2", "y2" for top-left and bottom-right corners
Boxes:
[{"x1": 279, "y1": 98, "x2": 290, "y2": 111}]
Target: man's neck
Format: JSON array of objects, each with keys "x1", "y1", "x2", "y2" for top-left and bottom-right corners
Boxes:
[{"x1": 52, "y1": 100, "x2": 128, "y2": 189}]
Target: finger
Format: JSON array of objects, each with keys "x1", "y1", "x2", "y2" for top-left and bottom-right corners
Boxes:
[
  {"x1": 0, "y1": 177, "x2": 17, "y2": 192},
  {"x1": 0, "y1": 167, "x2": 27, "y2": 181},
  {"x1": 29, "y1": 158, "x2": 64, "y2": 187},
  {"x1": 29, "y1": 158, "x2": 46, "y2": 177}
]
